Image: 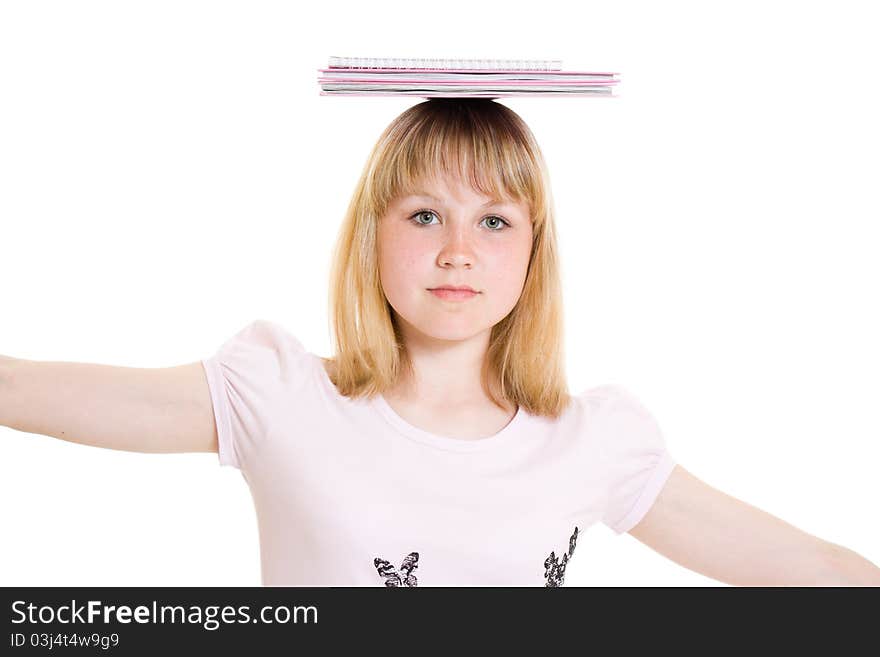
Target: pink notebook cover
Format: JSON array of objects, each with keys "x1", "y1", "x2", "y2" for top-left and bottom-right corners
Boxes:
[
  {"x1": 318, "y1": 67, "x2": 619, "y2": 76},
  {"x1": 318, "y1": 92, "x2": 618, "y2": 98},
  {"x1": 317, "y1": 78, "x2": 619, "y2": 86}
]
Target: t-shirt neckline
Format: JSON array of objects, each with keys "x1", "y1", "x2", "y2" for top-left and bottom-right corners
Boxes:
[
  {"x1": 311, "y1": 351, "x2": 527, "y2": 452},
  {"x1": 370, "y1": 390, "x2": 526, "y2": 452}
]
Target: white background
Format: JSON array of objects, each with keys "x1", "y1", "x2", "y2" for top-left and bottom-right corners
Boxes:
[{"x1": 1, "y1": 0, "x2": 877, "y2": 586}]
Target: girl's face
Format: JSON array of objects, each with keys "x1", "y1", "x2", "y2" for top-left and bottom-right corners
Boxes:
[{"x1": 377, "y1": 174, "x2": 534, "y2": 343}]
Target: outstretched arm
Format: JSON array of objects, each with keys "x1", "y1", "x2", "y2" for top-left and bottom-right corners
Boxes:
[
  {"x1": 0, "y1": 354, "x2": 218, "y2": 455},
  {"x1": 628, "y1": 464, "x2": 880, "y2": 586}
]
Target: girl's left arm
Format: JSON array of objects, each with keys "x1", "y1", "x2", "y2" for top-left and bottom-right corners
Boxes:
[{"x1": 628, "y1": 464, "x2": 880, "y2": 586}]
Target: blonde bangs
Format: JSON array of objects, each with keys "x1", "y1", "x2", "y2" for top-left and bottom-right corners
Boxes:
[{"x1": 367, "y1": 99, "x2": 545, "y2": 224}]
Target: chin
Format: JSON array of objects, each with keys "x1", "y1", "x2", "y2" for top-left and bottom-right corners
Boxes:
[
  {"x1": 393, "y1": 308, "x2": 492, "y2": 342},
  {"x1": 412, "y1": 322, "x2": 490, "y2": 343}
]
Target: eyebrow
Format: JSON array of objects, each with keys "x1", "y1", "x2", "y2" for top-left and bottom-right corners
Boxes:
[{"x1": 408, "y1": 193, "x2": 508, "y2": 209}]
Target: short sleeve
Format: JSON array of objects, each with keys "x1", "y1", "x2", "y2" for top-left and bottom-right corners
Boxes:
[
  {"x1": 200, "y1": 320, "x2": 308, "y2": 470},
  {"x1": 593, "y1": 385, "x2": 677, "y2": 535}
]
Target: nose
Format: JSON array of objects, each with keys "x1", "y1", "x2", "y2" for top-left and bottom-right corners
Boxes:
[{"x1": 436, "y1": 228, "x2": 475, "y2": 268}]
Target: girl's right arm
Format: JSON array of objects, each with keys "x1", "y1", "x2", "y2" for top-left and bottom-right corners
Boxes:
[{"x1": 0, "y1": 355, "x2": 218, "y2": 455}]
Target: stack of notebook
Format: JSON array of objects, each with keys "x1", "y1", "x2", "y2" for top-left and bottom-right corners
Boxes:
[{"x1": 317, "y1": 56, "x2": 619, "y2": 98}]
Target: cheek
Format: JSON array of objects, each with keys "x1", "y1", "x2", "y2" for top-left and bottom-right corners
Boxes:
[
  {"x1": 379, "y1": 233, "x2": 426, "y2": 289},
  {"x1": 485, "y1": 239, "x2": 532, "y2": 285}
]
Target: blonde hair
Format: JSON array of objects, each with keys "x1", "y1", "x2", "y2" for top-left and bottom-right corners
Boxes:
[{"x1": 321, "y1": 99, "x2": 572, "y2": 419}]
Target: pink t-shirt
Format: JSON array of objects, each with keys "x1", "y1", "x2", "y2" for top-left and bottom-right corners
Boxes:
[{"x1": 201, "y1": 320, "x2": 676, "y2": 586}]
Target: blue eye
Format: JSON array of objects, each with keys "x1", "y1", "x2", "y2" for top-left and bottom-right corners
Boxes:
[
  {"x1": 408, "y1": 209, "x2": 510, "y2": 231},
  {"x1": 482, "y1": 215, "x2": 509, "y2": 231},
  {"x1": 409, "y1": 210, "x2": 440, "y2": 226}
]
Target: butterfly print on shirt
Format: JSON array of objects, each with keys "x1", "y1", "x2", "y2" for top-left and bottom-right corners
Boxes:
[
  {"x1": 373, "y1": 551, "x2": 420, "y2": 587},
  {"x1": 544, "y1": 526, "x2": 579, "y2": 587}
]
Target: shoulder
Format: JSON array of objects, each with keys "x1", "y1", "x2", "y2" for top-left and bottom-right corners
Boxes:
[
  {"x1": 225, "y1": 319, "x2": 304, "y2": 348},
  {"x1": 218, "y1": 319, "x2": 306, "y2": 356},
  {"x1": 576, "y1": 383, "x2": 641, "y2": 413},
  {"x1": 209, "y1": 319, "x2": 312, "y2": 384},
  {"x1": 575, "y1": 383, "x2": 666, "y2": 450}
]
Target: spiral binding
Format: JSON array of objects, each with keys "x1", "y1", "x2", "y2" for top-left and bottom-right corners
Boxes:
[{"x1": 328, "y1": 56, "x2": 563, "y2": 71}]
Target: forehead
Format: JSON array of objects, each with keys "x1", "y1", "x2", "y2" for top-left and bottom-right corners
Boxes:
[{"x1": 397, "y1": 173, "x2": 518, "y2": 206}]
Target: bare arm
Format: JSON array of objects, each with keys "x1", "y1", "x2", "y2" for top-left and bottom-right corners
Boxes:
[
  {"x1": 628, "y1": 464, "x2": 880, "y2": 586},
  {"x1": 0, "y1": 354, "x2": 218, "y2": 455}
]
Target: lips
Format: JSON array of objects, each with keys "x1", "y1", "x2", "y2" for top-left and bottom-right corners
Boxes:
[
  {"x1": 429, "y1": 286, "x2": 477, "y2": 293},
  {"x1": 429, "y1": 288, "x2": 479, "y2": 301}
]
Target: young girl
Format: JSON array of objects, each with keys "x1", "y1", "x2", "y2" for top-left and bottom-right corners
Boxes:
[{"x1": 2, "y1": 99, "x2": 878, "y2": 586}]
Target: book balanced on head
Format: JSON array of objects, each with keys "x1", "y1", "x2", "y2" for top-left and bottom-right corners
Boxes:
[{"x1": 317, "y1": 55, "x2": 620, "y2": 98}]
